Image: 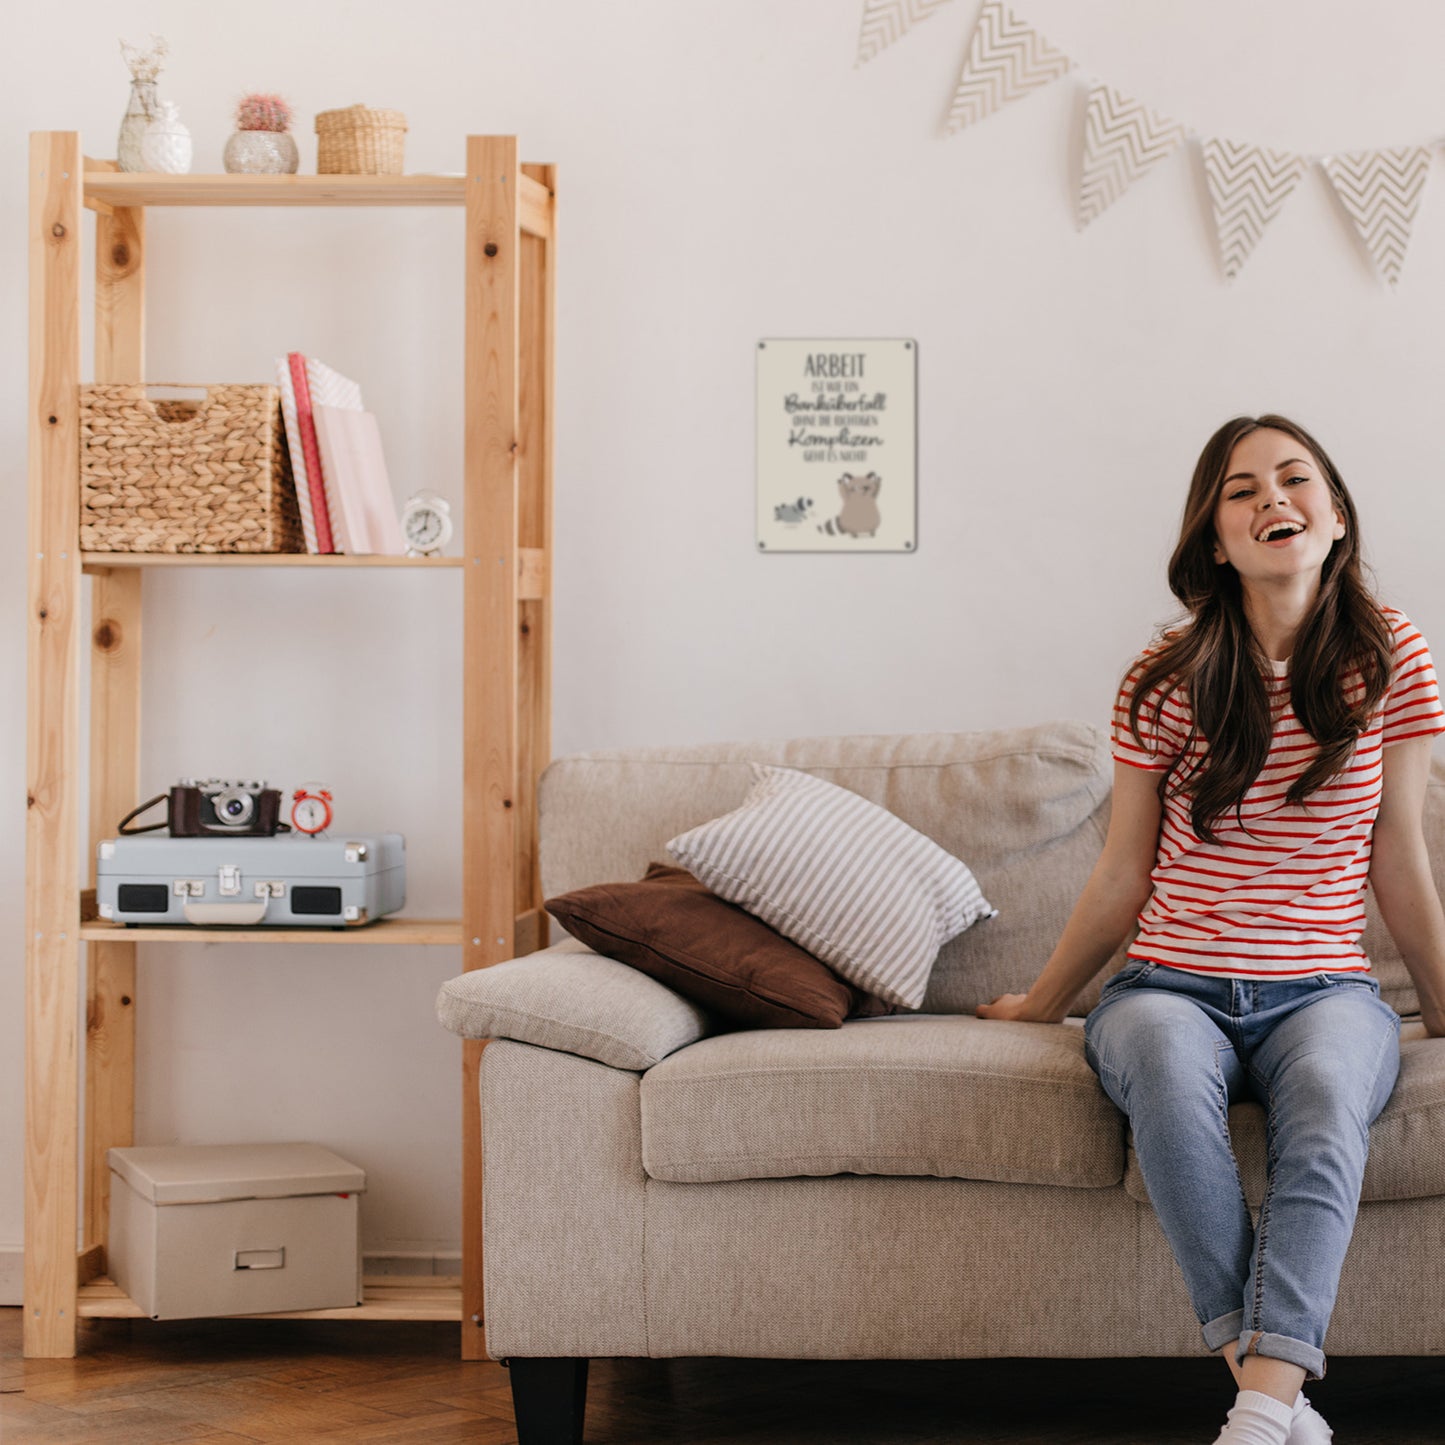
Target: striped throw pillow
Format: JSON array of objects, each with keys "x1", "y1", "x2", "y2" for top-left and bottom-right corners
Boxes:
[{"x1": 666, "y1": 765, "x2": 996, "y2": 1009}]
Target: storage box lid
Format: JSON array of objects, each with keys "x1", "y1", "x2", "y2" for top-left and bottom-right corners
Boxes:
[{"x1": 108, "y1": 1143, "x2": 366, "y2": 1206}]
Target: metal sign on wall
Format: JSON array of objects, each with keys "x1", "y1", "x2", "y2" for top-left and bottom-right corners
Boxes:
[{"x1": 756, "y1": 338, "x2": 917, "y2": 553}]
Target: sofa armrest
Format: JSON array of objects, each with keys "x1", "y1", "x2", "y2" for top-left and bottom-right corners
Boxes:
[{"x1": 436, "y1": 939, "x2": 711, "y2": 1071}]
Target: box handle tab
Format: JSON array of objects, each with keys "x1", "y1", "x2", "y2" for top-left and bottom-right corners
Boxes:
[{"x1": 234, "y1": 1247, "x2": 286, "y2": 1271}]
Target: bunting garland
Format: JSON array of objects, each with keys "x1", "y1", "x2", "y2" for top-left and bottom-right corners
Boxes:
[
  {"x1": 858, "y1": 0, "x2": 1441, "y2": 285},
  {"x1": 1201, "y1": 140, "x2": 1308, "y2": 281},
  {"x1": 946, "y1": 0, "x2": 1071, "y2": 133}
]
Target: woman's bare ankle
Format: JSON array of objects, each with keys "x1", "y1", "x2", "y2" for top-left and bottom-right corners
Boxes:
[
  {"x1": 1238, "y1": 1354, "x2": 1306, "y2": 1407},
  {"x1": 1218, "y1": 1343, "x2": 1246, "y2": 1390}
]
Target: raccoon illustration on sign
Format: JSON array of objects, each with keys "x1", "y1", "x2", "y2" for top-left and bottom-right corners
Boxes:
[
  {"x1": 773, "y1": 496, "x2": 815, "y2": 525},
  {"x1": 817, "y1": 473, "x2": 881, "y2": 537}
]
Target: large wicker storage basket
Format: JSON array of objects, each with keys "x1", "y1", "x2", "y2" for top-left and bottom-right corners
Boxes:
[
  {"x1": 80, "y1": 384, "x2": 305, "y2": 554},
  {"x1": 315, "y1": 105, "x2": 407, "y2": 175}
]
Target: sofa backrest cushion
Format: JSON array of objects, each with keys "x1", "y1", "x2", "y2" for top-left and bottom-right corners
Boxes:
[{"x1": 540, "y1": 722, "x2": 1122, "y2": 1015}]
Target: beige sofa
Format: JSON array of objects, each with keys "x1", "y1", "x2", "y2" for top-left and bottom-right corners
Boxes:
[{"x1": 437, "y1": 722, "x2": 1445, "y2": 1444}]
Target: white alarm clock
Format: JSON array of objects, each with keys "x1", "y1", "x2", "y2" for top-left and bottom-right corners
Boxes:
[
  {"x1": 401, "y1": 491, "x2": 454, "y2": 557},
  {"x1": 290, "y1": 784, "x2": 333, "y2": 836}
]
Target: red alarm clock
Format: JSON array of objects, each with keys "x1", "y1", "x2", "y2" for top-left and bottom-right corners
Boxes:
[{"x1": 290, "y1": 785, "x2": 334, "y2": 836}]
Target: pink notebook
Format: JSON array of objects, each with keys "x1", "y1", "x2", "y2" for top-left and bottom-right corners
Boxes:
[{"x1": 311, "y1": 405, "x2": 405, "y2": 556}]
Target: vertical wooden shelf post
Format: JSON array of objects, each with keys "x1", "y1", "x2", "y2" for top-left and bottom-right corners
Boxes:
[
  {"x1": 25, "y1": 130, "x2": 84, "y2": 1359},
  {"x1": 84, "y1": 176, "x2": 146, "y2": 1268},
  {"x1": 461, "y1": 135, "x2": 521, "y2": 1358},
  {"x1": 517, "y1": 161, "x2": 556, "y2": 948}
]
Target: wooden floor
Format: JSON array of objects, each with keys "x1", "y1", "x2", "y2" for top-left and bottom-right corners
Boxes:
[{"x1": 3, "y1": 1308, "x2": 1444, "y2": 1443}]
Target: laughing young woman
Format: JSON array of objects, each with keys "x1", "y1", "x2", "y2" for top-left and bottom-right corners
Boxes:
[{"x1": 977, "y1": 415, "x2": 1445, "y2": 1445}]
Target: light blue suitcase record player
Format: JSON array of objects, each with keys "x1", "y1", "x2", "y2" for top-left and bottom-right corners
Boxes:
[{"x1": 96, "y1": 833, "x2": 406, "y2": 927}]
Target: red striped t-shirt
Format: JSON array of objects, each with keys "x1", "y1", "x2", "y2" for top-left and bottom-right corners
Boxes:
[{"x1": 1112, "y1": 606, "x2": 1445, "y2": 979}]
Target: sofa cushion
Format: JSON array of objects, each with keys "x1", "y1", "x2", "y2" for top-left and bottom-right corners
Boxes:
[
  {"x1": 436, "y1": 940, "x2": 709, "y2": 1071},
  {"x1": 545, "y1": 863, "x2": 894, "y2": 1029},
  {"x1": 1123, "y1": 1019, "x2": 1445, "y2": 1206},
  {"x1": 639, "y1": 1015, "x2": 1124, "y2": 1188},
  {"x1": 667, "y1": 765, "x2": 996, "y2": 1010}
]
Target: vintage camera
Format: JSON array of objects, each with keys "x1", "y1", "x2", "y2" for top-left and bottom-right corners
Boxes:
[
  {"x1": 118, "y1": 779, "x2": 288, "y2": 837},
  {"x1": 174, "y1": 779, "x2": 285, "y2": 836}
]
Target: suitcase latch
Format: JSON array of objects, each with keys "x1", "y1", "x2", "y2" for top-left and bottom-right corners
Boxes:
[{"x1": 218, "y1": 864, "x2": 242, "y2": 897}]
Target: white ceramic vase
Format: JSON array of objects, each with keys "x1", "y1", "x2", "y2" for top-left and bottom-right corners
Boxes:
[
  {"x1": 223, "y1": 129, "x2": 299, "y2": 175},
  {"x1": 141, "y1": 101, "x2": 193, "y2": 175},
  {"x1": 117, "y1": 78, "x2": 158, "y2": 172}
]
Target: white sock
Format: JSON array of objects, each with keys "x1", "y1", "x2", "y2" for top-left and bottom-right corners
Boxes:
[
  {"x1": 1288, "y1": 1390, "x2": 1334, "y2": 1444},
  {"x1": 1212, "y1": 1388, "x2": 1295, "y2": 1445}
]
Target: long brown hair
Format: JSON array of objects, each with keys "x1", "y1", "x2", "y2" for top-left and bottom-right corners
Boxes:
[{"x1": 1128, "y1": 414, "x2": 1393, "y2": 843}]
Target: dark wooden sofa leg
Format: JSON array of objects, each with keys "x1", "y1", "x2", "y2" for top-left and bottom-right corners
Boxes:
[{"x1": 507, "y1": 1357, "x2": 590, "y2": 1444}]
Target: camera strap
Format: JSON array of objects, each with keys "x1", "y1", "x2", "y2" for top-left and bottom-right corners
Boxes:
[{"x1": 117, "y1": 793, "x2": 172, "y2": 835}]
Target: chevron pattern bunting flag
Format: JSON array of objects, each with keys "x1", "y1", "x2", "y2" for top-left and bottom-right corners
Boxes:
[
  {"x1": 856, "y1": 0, "x2": 954, "y2": 66},
  {"x1": 1202, "y1": 139, "x2": 1307, "y2": 281},
  {"x1": 1077, "y1": 83, "x2": 1189, "y2": 229},
  {"x1": 1320, "y1": 147, "x2": 1433, "y2": 288},
  {"x1": 946, "y1": 0, "x2": 1072, "y2": 132}
]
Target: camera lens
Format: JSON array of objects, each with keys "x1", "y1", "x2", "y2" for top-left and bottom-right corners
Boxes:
[{"x1": 215, "y1": 788, "x2": 254, "y2": 826}]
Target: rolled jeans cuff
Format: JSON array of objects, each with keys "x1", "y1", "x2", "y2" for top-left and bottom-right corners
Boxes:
[
  {"x1": 1203, "y1": 1309, "x2": 1245, "y2": 1353},
  {"x1": 1233, "y1": 1329, "x2": 1327, "y2": 1382}
]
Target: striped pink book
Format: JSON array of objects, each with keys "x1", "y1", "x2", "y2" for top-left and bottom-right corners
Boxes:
[{"x1": 286, "y1": 353, "x2": 335, "y2": 554}]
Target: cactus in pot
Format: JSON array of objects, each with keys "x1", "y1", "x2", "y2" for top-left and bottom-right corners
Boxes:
[{"x1": 224, "y1": 92, "x2": 299, "y2": 174}]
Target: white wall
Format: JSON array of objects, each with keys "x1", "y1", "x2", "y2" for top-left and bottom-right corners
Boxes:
[{"x1": 5, "y1": 0, "x2": 1445, "y2": 1277}]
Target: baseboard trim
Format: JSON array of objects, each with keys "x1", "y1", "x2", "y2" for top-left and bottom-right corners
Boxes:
[
  {"x1": 0, "y1": 1247, "x2": 21, "y2": 1307},
  {"x1": 362, "y1": 1251, "x2": 463, "y2": 1277}
]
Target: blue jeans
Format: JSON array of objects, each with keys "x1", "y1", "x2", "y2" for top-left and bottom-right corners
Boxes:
[{"x1": 1083, "y1": 960, "x2": 1401, "y2": 1381}]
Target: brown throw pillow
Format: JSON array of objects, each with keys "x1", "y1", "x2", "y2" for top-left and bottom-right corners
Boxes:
[{"x1": 545, "y1": 863, "x2": 894, "y2": 1029}]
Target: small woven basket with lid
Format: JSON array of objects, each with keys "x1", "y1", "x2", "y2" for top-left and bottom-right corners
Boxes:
[
  {"x1": 315, "y1": 104, "x2": 407, "y2": 174},
  {"x1": 80, "y1": 384, "x2": 304, "y2": 554}
]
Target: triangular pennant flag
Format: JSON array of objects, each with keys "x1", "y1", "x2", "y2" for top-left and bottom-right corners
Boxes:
[
  {"x1": 946, "y1": 0, "x2": 1072, "y2": 133},
  {"x1": 1319, "y1": 147, "x2": 1432, "y2": 288},
  {"x1": 856, "y1": 0, "x2": 954, "y2": 67},
  {"x1": 1201, "y1": 139, "x2": 1307, "y2": 281},
  {"x1": 1077, "y1": 82, "x2": 1189, "y2": 229}
]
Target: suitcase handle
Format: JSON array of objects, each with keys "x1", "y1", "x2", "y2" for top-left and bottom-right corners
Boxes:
[{"x1": 183, "y1": 900, "x2": 269, "y2": 926}]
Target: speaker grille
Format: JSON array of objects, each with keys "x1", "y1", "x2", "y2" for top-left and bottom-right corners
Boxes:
[
  {"x1": 117, "y1": 884, "x2": 170, "y2": 914},
  {"x1": 292, "y1": 886, "x2": 343, "y2": 916}
]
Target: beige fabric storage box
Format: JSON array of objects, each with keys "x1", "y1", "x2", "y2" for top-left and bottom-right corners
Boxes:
[{"x1": 107, "y1": 1142, "x2": 365, "y2": 1320}]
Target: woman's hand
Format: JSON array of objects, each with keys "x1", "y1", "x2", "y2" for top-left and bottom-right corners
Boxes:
[
  {"x1": 975, "y1": 993, "x2": 1057, "y2": 1023},
  {"x1": 974, "y1": 761, "x2": 1160, "y2": 1029}
]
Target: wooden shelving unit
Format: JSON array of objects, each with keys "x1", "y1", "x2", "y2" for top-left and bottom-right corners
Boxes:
[{"x1": 25, "y1": 133, "x2": 556, "y2": 1359}]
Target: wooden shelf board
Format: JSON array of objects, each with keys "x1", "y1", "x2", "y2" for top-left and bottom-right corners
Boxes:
[
  {"x1": 82, "y1": 552, "x2": 463, "y2": 571},
  {"x1": 81, "y1": 168, "x2": 553, "y2": 237},
  {"x1": 86, "y1": 172, "x2": 467, "y2": 208},
  {"x1": 78, "y1": 1275, "x2": 464, "y2": 1322},
  {"x1": 79, "y1": 917, "x2": 465, "y2": 945},
  {"x1": 82, "y1": 548, "x2": 547, "y2": 599}
]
